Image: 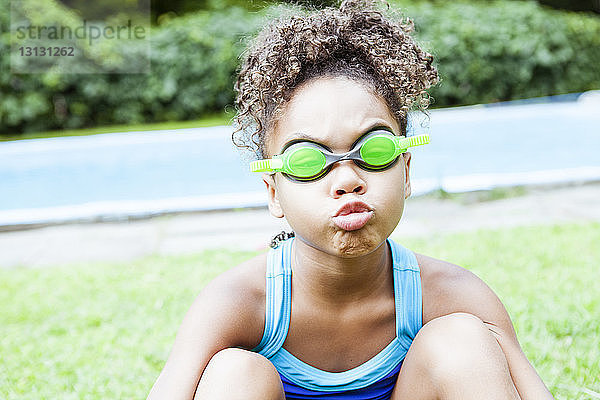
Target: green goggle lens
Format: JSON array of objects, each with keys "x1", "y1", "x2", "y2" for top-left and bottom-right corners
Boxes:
[
  {"x1": 286, "y1": 146, "x2": 326, "y2": 177},
  {"x1": 360, "y1": 135, "x2": 397, "y2": 166},
  {"x1": 250, "y1": 131, "x2": 429, "y2": 181}
]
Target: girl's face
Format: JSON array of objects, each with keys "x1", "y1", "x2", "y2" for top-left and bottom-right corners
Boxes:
[{"x1": 263, "y1": 76, "x2": 411, "y2": 257}]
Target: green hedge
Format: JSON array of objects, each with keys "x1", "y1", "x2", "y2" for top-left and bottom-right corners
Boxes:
[
  {"x1": 1, "y1": 0, "x2": 599, "y2": 136},
  {"x1": 398, "y1": 0, "x2": 600, "y2": 106},
  {"x1": 0, "y1": 3, "x2": 264, "y2": 135}
]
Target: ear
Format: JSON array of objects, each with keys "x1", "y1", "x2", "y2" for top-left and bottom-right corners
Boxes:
[
  {"x1": 403, "y1": 152, "x2": 412, "y2": 199},
  {"x1": 262, "y1": 173, "x2": 284, "y2": 218}
]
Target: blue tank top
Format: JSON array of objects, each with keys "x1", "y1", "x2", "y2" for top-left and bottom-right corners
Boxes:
[{"x1": 252, "y1": 237, "x2": 423, "y2": 395}]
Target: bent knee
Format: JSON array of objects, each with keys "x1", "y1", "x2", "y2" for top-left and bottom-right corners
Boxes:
[
  {"x1": 418, "y1": 312, "x2": 490, "y2": 346},
  {"x1": 197, "y1": 348, "x2": 284, "y2": 398},
  {"x1": 205, "y1": 348, "x2": 278, "y2": 378},
  {"x1": 410, "y1": 313, "x2": 505, "y2": 379}
]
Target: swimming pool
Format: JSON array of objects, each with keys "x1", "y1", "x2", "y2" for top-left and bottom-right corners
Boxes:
[{"x1": 1, "y1": 93, "x2": 599, "y2": 227}]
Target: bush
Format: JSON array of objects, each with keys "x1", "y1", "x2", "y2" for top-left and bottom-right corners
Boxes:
[
  {"x1": 397, "y1": 0, "x2": 600, "y2": 105},
  {"x1": 0, "y1": 3, "x2": 264, "y2": 135},
  {"x1": 1, "y1": 0, "x2": 599, "y2": 136}
]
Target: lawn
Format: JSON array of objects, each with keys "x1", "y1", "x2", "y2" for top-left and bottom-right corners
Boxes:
[
  {"x1": 0, "y1": 112, "x2": 233, "y2": 142},
  {"x1": 1, "y1": 222, "x2": 598, "y2": 399}
]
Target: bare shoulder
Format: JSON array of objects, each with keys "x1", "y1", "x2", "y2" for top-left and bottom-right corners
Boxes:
[
  {"x1": 146, "y1": 252, "x2": 269, "y2": 399},
  {"x1": 189, "y1": 251, "x2": 268, "y2": 350},
  {"x1": 414, "y1": 254, "x2": 555, "y2": 399},
  {"x1": 416, "y1": 253, "x2": 516, "y2": 338}
]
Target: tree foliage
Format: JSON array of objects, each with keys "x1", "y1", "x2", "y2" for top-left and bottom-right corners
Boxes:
[{"x1": 400, "y1": 0, "x2": 600, "y2": 105}]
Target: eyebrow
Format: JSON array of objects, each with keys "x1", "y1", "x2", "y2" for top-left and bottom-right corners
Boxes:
[
  {"x1": 286, "y1": 132, "x2": 321, "y2": 143},
  {"x1": 285, "y1": 121, "x2": 396, "y2": 146},
  {"x1": 362, "y1": 121, "x2": 396, "y2": 135}
]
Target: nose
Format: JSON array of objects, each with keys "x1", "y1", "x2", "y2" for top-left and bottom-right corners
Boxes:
[{"x1": 329, "y1": 160, "x2": 367, "y2": 198}]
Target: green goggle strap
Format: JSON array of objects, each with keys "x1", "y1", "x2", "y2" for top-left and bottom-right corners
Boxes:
[
  {"x1": 394, "y1": 134, "x2": 430, "y2": 155},
  {"x1": 251, "y1": 157, "x2": 284, "y2": 173},
  {"x1": 250, "y1": 133, "x2": 430, "y2": 175}
]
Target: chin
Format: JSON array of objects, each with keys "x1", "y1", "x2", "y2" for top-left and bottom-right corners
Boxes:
[{"x1": 330, "y1": 228, "x2": 382, "y2": 258}]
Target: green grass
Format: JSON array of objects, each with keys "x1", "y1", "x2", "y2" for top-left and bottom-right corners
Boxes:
[
  {"x1": 1, "y1": 222, "x2": 598, "y2": 399},
  {"x1": 0, "y1": 112, "x2": 233, "y2": 142}
]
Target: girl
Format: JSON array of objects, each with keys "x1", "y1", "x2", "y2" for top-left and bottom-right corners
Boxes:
[{"x1": 148, "y1": 1, "x2": 554, "y2": 398}]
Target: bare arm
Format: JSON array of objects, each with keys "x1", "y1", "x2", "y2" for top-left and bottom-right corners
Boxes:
[
  {"x1": 146, "y1": 257, "x2": 266, "y2": 400},
  {"x1": 419, "y1": 254, "x2": 554, "y2": 400}
]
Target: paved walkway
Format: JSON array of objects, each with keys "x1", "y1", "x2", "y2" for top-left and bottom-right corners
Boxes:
[{"x1": 1, "y1": 183, "x2": 599, "y2": 268}]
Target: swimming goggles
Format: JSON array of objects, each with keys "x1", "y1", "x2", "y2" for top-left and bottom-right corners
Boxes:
[{"x1": 250, "y1": 130, "x2": 430, "y2": 182}]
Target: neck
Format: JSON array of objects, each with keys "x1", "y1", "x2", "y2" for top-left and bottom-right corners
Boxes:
[{"x1": 291, "y1": 237, "x2": 393, "y2": 305}]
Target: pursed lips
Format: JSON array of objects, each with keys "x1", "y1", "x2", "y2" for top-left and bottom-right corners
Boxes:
[{"x1": 331, "y1": 201, "x2": 374, "y2": 231}]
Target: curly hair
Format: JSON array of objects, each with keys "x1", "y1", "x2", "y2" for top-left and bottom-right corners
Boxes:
[{"x1": 232, "y1": 0, "x2": 438, "y2": 159}]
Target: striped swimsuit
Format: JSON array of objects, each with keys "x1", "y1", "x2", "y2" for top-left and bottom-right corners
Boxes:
[{"x1": 252, "y1": 237, "x2": 422, "y2": 399}]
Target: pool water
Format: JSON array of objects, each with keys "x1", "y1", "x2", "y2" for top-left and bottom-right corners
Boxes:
[{"x1": 1, "y1": 95, "x2": 598, "y2": 225}]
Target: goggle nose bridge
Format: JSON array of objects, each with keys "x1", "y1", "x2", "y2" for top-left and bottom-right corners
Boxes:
[{"x1": 321, "y1": 146, "x2": 363, "y2": 169}]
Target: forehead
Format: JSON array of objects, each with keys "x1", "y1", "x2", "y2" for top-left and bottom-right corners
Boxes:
[{"x1": 267, "y1": 76, "x2": 399, "y2": 154}]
